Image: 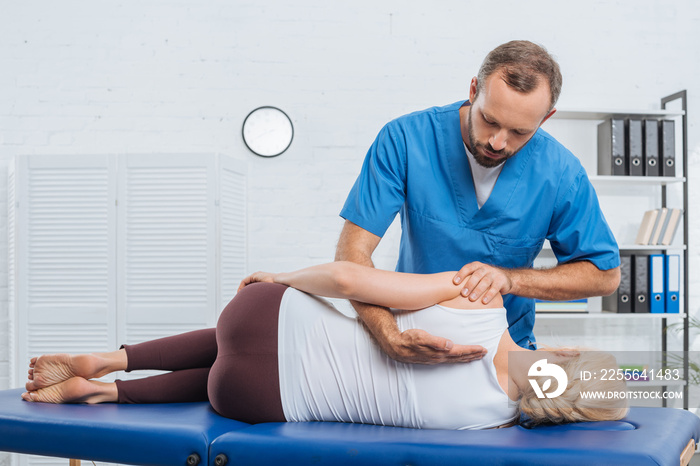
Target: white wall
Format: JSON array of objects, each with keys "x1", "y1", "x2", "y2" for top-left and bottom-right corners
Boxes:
[{"x1": 1, "y1": 0, "x2": 699, "y2": 401}]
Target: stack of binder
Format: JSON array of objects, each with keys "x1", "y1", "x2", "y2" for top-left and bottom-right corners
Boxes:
[
  {"x1": 603, "y1": 253, "x2": 680, "y2": 313},
  {"x1": 598, "y1": 118, "x2": 675, "y2": 176}
]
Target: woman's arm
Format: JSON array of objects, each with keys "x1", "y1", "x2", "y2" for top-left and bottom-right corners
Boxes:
[{"x1": 240, "y1": 261, "x2": 466, "y2": 311}]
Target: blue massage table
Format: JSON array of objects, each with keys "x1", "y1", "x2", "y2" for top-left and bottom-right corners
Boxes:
[{"x1": 0, "y1": 388, "x2": 698, "y2": 466}]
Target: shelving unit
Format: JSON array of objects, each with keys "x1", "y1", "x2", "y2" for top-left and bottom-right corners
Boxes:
[{"x1": 539, "y1": 91, "x2": 689, "y2": 409}]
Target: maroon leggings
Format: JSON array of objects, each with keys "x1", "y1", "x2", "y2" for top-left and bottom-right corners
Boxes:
[{"x1": 115, "y1": 282, "x2": 286, "y2": 423}]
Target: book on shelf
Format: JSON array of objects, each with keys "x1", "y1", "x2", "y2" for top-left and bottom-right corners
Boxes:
[
  {"x1": 649, "y1": 208, "x2": 668, "y2": 245},
  {"x1": 635, "y1": 209, "x2": 658, "y2": 244},
  {"x1": 660, "y1": 208, "x2": 682, "y2": 245},
  {"x1": 634, "y1": 208, "x2": 682, "y2": 246},
  {"x1": 535, "y1": 298, "x2": 588, "y2": 313}
]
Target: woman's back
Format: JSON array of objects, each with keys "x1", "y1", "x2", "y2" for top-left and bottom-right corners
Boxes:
[
  {"x1": 278, "y1": 288, "x2": 517, "y2": 429},
  {"x1": 399, "y1": 304, "x2": 516, "y2": 429}
]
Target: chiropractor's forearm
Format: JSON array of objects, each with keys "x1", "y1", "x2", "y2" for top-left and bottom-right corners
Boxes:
[
  {"x1": 509, "y1": 261, "x2": 621, "y2": 301},
  {"x1": 334, "y1": 221, "x2": 401, "y2": 346}
]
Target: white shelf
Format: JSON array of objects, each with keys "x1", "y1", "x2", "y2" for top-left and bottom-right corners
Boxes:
[
  {"x1": 589, "y1": 175, "x2": 685, "y2": 185},
  {"x1": 553, "y1": 108, "x2": 684, "y2": 120},
  {"x1": 536, "y1": 312, "x2": 686, "y2": 319}
]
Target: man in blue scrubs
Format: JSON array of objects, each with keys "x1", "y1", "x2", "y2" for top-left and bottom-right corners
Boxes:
[{"x1": 337, "y1": 40, "x2": 621, "y2": 364}]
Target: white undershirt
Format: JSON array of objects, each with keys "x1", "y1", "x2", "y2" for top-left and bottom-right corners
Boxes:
[{"x1": 464, "y1": 142, "x2": 504, "y2": 208}]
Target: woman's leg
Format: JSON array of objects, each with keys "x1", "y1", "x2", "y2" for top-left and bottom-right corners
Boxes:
[
  {"x1": 24, "y1": 283, "x2": 287, "y2": 409},
  {"x1": 27, "y1": 328, "x2": 218, "y2": 390},
  {"x1": 26, "y1": 328, "x2": 218, "y2": 404},
  {"x1": 208, "y1": 282, "x2": 287, "y2": 423},
  {"x1": 116, "y1": 328, "x2": 218, "y2": 403},
  {"x1": 24, "y1": 369, "x2": 210, "y2": 404},
  {"x1": 121, "y1": 328, "x2": 217, "y2": 372},
  {"x1": 116, "y1": 368, "x2": 211, "y2": 403}
]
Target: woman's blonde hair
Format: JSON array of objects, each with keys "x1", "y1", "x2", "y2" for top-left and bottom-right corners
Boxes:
[{"x1": 518, "y1": 349, "x2": 630, "y2": 425}]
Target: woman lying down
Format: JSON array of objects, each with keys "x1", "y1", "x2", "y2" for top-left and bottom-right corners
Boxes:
[{"x1": 22, "y1": 261, "x2": 628, "y2": 430}]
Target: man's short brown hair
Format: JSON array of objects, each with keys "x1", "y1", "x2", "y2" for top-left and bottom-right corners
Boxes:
[{"x1": 476, "y1": 40, "x2": 562, "y2": 111}]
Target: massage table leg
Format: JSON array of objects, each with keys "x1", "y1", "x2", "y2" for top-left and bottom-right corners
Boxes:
[{"x1": 681, "y1": 438, "x2": 696, "y2": 466}]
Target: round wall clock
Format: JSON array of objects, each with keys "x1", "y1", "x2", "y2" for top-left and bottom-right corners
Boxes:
[{"x1": 242, "y1": 106, "x2": 294, "y2": 157}]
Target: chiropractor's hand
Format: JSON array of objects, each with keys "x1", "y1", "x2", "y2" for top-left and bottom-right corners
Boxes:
[
  {"x1": 238, "y1": 271, "x2": 277, "y2": 292},
  {"x1": 453, "y1": 261, "x2": 514, "y2": 304},
  {"x1": 383, "y1": 328, "x2": 488, "y2": 365}
]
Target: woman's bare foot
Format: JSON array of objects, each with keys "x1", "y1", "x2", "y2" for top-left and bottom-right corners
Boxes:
[
  {"x1": 21, "y1": 377, "x2": 118, "y2": 404},
  {"x1": 26, "y1": 350, "x2": 127, "y2": 391}
]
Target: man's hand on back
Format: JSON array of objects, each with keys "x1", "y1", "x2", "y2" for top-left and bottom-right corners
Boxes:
[{"x1": 381, "y1": 328, "x2": 487, "y2": 365}]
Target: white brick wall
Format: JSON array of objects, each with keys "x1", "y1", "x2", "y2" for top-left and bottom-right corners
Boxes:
[{"x1": 0, "y1": 1, "x2": 699, "y2": 459}]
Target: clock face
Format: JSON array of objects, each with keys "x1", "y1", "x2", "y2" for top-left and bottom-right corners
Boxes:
[{"x1": 242, "y1": 106, "x2": 294, "y2": 157}]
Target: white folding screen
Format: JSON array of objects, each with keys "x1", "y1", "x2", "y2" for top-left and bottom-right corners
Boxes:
[
  {"x1": 218, "y1": 156, "x2": 248, "y2": 308},
  {"x1": 8, "y1": 154, "x2": 247, "y2": 389},
  {"x1": 117, "y1": 154, "x2": 218, "y2": 347},
  {"x1": 10, "y1": 155, "x2": 118, "y2": 391}
]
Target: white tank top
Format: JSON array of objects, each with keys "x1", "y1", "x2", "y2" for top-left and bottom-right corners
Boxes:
[{"x1": 277, "y1": 288, "x2": 517, "y2": 429}]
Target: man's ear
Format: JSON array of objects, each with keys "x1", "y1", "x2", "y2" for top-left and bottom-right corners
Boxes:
[
  {"x1": 469, "y1": 77, "x2": 478, "y2": 103},
  {"x1": 540, "y1": 108, "x2": 557, "y2": 127}
]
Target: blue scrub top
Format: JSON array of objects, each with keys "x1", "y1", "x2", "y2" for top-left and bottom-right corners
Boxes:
[{"x1": 340, "y1": 101, "x2": 620, "y2": 348}]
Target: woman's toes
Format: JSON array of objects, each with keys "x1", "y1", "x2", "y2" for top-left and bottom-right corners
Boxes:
[{"x1": 21, "y1": 391, "x2": 39, "y2": 402}]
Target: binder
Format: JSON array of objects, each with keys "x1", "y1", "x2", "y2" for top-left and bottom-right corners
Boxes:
[
  {"x1": 598, "y1": 118, "x2": 626, "y2": 176},
  {"x1": 649, "y1": 208, "x2": 668, "y2": 245},
  {"x1": 604, "y1": 255, "x2": 632, "y2": 313},
  {"x1": 659, "y1": 208, "x2": 682, "y2": 245},
  {"x1": 643, "y1": 119, "x2": 660, "y2": 176},
  {"x1": 660, "y1": 119, "x2": 676, "y2": 177},
  {"x1": 634, "y1": 209, "x2": 658, "y2": 245},
  {"x1": 619, "y1": 255, "x2": 633, "y2": 313},
  {"x1": 633, "y1": 254, "x2": 649, "y2": 313},
  {"x1": 649, "y1": 254, "x2": 665, "y2": 313},
  {"x1": 627, "y1": 119, "x2": 643, "y2": 176},
  {"x1": 665, "y1": 254, "x2": 680, "y2": 313}
]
